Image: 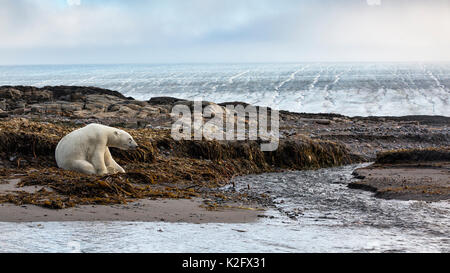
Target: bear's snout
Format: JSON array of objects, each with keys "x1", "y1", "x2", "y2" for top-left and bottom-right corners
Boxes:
[{"x1": 129, "y1": 142, "x2": 138, "y2": 150}]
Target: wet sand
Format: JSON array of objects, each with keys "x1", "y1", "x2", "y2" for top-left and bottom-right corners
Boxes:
[
  {"x1": 349, "y1": 162, "x2": 450, "y2": 201},
  {"x1": 0, "y1": 197, "x2": 264, "y2": 223}
]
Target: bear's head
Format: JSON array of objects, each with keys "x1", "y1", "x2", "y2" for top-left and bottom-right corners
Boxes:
[{"x1": 110, "y1": 129, "x2": 139, "y2": 150}]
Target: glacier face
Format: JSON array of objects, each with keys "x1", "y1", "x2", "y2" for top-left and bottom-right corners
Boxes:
[{"x1": 0, "y1": 62, "x2": 449, "y2": 116}]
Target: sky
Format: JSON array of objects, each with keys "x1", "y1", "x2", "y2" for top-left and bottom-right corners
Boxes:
[{"x1": 0, "y1": 0, "x2": 449, "y2": 64}]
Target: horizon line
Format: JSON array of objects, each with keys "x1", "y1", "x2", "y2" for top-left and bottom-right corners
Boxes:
[{"x1": 1, "y1": 61, "x2": 450, "y2": 67}]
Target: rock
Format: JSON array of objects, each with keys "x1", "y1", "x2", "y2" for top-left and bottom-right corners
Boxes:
[
  {"x1": 121, "y1": 103, "x2": 141, "y2": 111},
  {"x1": 83, "y1": 102, "x2": 107, "y2": 112},
  {"x1": 299, "y1": 118, "x2": 332, "y2": 125},
  {"x1": 124, "y1": 100, "x2": 148, "y2": 107},
  {"x1": 25, "y1": 89, "x2": 52, "y2": 102},
  {"x1": 12, "y1": 108, "x2": 25, "y2": 115},
  {"x1": 0, "y1": 110, "x2": 8, "y2": 118},
  {"x1": 0, "y1": 100, "x2": 6, "y2": 111},
  {"x1": 15, "y1": 102, "x2": 26, "y2": 109},
  {"x1": 30, "y1": 105, "x2": 45, "y2": 113},
  {"x1": 107, "y1": 104, "x2": 121, "y2": 112},
  {"x1": 142, "y1": 106, "x2": 161, "y2": 114},
  {"x1": 0, "y1": 87, "x2": 22, "y2": 100},
  {"x1": 69, "y1": 92, "x2": 85, "y2": 101},
  {"x1": 47, "y1": 86, "x2": 127, "y2": 100},
  {"x1": 117, "y1": 106, "x2": 135, "y2": 115},
  {"x1": 148, "y1": 97, "x2": 187, "y2": 105},
  {"x1": 61, "y1": 104, "x2": 82, "y2": 112},
  {"x1": 314, "y1": 119, "x2": 332, "y2": 125}
]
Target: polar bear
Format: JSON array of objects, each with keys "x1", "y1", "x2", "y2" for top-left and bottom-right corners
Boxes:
[{"x1": 55, "y1": 123, "x2": 138, "y2": 175}]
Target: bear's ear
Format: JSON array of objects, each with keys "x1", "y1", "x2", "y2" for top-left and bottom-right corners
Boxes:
[{"x1": 114, "y1": 130, "x2": 120, "y2": 136}]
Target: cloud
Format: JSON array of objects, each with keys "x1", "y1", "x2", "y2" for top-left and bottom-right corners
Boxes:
[
  {"x1": 0, "y1": 0, "x2": 449, "y2": 64},
  {"x1": 0, "y1": 0, "x2": 137, "y2": 48},
  {"x1": 67, "y1": 0, "x2": 81, "y2": 6},
  {"x1": 366, "y1": 0, "x2": 381, "y2": 6},
  {"x1": 324, "y1": 1, "x2": 450, "y2": 61},
  {"x1": 0, "y1": 0, "x2": 289, "y2": 49}
]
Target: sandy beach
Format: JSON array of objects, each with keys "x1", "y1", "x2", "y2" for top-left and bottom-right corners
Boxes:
[
  {"x1": 0, "y1": 173, "x2": 263, "y2": 223},
  {"x1": 0, "y1": 197, "x2": 263, "y2": 223}
]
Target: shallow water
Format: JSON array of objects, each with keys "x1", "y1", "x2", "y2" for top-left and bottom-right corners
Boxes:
[{"x1": 0, "y1": 164, "x2": 448, "y2": 253}]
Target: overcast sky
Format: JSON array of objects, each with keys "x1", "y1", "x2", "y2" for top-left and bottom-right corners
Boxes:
[{"x1": 1, "y1": 0, "x2": 449, "y2": 64}]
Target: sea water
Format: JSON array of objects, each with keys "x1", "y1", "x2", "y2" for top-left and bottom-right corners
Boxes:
[{"x1": 0, "y1": 62, "x2": 449, "y2": 116}]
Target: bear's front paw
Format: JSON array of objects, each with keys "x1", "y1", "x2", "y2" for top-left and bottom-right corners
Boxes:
[
  {"x1": 96, "y1": 168, "x2": 108, "y2": 175},
  {"x1": 107, "y1": 166, "x2": 119, "y2": 174}
]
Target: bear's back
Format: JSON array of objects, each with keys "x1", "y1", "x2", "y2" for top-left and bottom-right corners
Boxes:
[{"x1": 55, "y1": 123, "x2": 108, "y2": 165}]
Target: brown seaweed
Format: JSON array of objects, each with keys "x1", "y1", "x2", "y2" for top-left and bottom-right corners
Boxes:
[
  {"x1": 0, "y1": 118, "x2": 358, "y2": 209},
  {"x1": 376, "y1": 147, "x2": 450, "y2": 164}
]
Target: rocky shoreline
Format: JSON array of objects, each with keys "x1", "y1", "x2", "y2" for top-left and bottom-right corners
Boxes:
[{"x1": 0, "y1": 85, "x2": 448, "y2": 214}]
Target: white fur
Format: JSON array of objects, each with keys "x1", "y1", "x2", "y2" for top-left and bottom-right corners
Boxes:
[{"x1": 55, "y1": 123, "x2": 138, "y2": 175}]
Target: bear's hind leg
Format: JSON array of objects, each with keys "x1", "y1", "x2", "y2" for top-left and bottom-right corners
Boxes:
[{"x1": 71, "y1": 160, "x2": 96, "y2": 175}]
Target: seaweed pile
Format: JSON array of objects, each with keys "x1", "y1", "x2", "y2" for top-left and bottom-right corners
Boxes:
[
  {"x1": 0, "y1": 168, "x2": 200, "y2": 209},
  {"x1": 0, "y1": 118, "x2": 357, "y2": 208},
  {"x1": 375, "y1": 147, "x2": 450, "y2": 164}
]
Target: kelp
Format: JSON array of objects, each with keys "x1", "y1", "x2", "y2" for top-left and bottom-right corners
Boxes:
[
  {"x1": 376, "y1": 147, "x2": 450, "y2": 164},
  {"x1": 0, "y1": 118, "x2": 359, "y2": 208},
  {"x1": 0, "y1": 167, "x2": 199, "y2": 209},
  {"x1": 265, "y1": 139, "x2": 355, "y2": 169}
]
